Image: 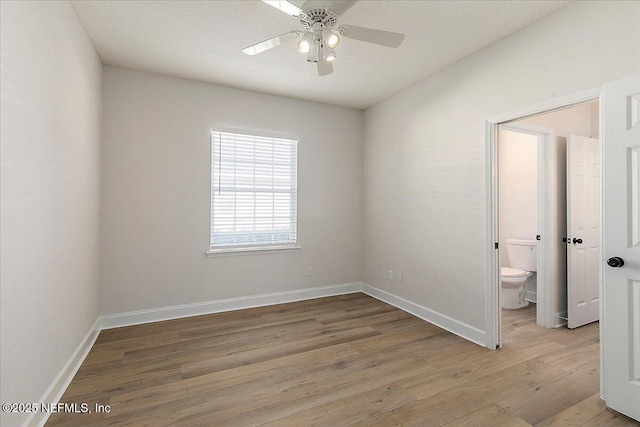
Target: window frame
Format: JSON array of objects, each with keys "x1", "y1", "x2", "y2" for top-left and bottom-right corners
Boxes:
[{"x1": 206, "y1": 129, "x2": 300, "y2": 257}]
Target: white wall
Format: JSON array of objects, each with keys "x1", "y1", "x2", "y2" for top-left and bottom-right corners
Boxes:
[
  {"x1": 590, "y1": 102, "x2": 599, "y2": 138},
  {"x1": 0, "y1": 2, "x2": 102, "y2": 426},
  {"x1": 523, "y1": 102, "x2": 597, "y2": 139},
  {"x1": 498, "y1": 128, "x2": 538, "y2": 306},
  {"x1": 100, "y1": 67, "x2": 363, "y2": 315},
  {"x1": 363, "y1": 1, "x2": 640, "y2": 344},
  {"x1": 499, "y1": 129, "x2": 538, "y2": 267}
]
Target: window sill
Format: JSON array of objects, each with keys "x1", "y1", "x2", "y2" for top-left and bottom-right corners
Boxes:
[{"x1": 205, "y1": 245, "x2": 302, "y2": 257}]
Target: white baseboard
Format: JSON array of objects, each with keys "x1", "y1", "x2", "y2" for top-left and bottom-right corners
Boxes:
[
  {"x1": 99, "y1": 282, "x2": 363, "y2": 330},
  {"x1": 361, "y1": 283, "x2": 487, "y2": 347},
  {"x1": 101, "y1": 282, "x2": 489, "y2": 347},
  {"x1": 25, "y1": 318, "x2": 100, "y2": 427},
  {"x1": 554, "y1": 311, "x2": 568, "y2": 328},
  {"x1": 525, "y1": 290, "x2": 537, "y2": 303},
  {"x1": 99, "y1": 282, "x2": 491, "y2": 346}
]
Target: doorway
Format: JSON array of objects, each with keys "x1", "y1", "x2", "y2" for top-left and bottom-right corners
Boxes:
[
  {"x1": 497, "y1": 101, "x2": 600, "y2": 341},
  {"x1": 484, "y1": 87, "x2": 604, "y2": 350}
]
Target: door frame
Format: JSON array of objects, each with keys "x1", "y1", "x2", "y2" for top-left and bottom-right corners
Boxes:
[
  {"x1": 498, "y1": 122, "x2": 557, "y2": 329},
  {"x1": 485, "y1": 86, "x2": 602, "y2": 358}
]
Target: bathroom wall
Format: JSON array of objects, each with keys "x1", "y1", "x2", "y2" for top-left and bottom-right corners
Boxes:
[
  {"x1": 523, "y1": 101, "x2": 597, "y2": 138},
  {"x1": 499, "y1": 129, "x2": 538, "y2": 269},
  {"x1": 499, "y1": 129, "x2": 539, "y2": 303},
  {"x1": 590, "y1": 103, "x2": 599, "y2": 138}
]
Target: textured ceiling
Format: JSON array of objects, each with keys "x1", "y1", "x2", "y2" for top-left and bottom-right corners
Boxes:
[{"x1": 71, "y1": 0, "x2": 570, "y2": 110}]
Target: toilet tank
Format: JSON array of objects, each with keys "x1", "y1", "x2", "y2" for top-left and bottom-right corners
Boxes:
[{"x1": 505, "y1": 238, "x2": 537, "y2": 272}]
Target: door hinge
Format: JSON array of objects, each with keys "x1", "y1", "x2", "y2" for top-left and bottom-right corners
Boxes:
[
  {"x1": 536, "y1": 235, "x2": 541, "y2": 241},
  {"x1": 495, "y1": 242, "x2": 499, "y2": 249}
]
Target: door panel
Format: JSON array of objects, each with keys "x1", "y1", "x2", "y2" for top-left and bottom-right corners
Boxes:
[
  {"x1": 567, "y1": 134, "x2": 600, "y2": 328},
  {"x1": 602, "y1": 73, "x2": 640, "y2": 421}
]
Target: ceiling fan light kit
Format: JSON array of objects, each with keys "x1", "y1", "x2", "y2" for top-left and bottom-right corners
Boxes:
[
  {"x1": 297, "y1": 30, "x2": 314, "y2": 53},
  {"x1": 324, "y1": 44, "x2": 336, "y2": 62},
  {"x1": 322, "y1": 27, "x2": 340, "y2": 48},
  {"x1": 307, "y1": 40, "x2": 320, "y2": 62},
  {"x1": 244, "y1": 0, "x2": 405, "y2": 76}
]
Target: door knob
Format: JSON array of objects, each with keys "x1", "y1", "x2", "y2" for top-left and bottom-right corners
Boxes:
[
  {"x1": 607, "y1": 257, "x2": 625, "y2": 268},
  {"x1": 572, "y1": 238, "x2": 583, "y2": 244}
]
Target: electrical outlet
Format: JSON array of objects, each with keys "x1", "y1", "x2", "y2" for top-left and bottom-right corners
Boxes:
[
  {"x1": 388, "y1": 270, "x2": 393, "y2": 280},
  {"x1": 306, "y1": 266, "x2": 313, "y2": 276},
  {"x1": 397, "y1": 272, "x2": 403, "y2": 284},
  {"x1": 84, "y1": 300, "x2": 89, "y2": 317}
]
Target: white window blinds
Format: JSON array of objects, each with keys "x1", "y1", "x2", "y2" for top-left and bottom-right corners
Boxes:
[{"x1": 210, "y1": 130, "x2": 298, "y2": 251}]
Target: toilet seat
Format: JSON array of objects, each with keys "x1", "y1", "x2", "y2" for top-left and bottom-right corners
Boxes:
[{"x1": 501, "y1": 267, "x2": 529, "y2": 278}]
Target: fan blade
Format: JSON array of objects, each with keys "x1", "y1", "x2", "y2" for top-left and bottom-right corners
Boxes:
[
  {"x1": 242, "y1": 31, "x2": 300, "y2": 55},
  {"x1": 326, "y1": 0, "x2": 358, "y2": 16},
  {"x1": 260, "y1": 0, "x2": 302, "y2": 17},
  {"x1": 295, "y1": 0, "x2": 357, "y2": 16},
  {"x1": 292, "y1": 0, "x2": 357, "y2": 16},
  {"x1": 299, "y1": 0, "x2": 332, "y2": 11},
  {"x1": 286, "y1": 0, "x2": 307, "y2": 8},
  {"x1": 317, "y1": 57, "x2": 334, "y2": 76},
  {"x1": 339, "y1": 25, "x2": 405, "y2": 48}
]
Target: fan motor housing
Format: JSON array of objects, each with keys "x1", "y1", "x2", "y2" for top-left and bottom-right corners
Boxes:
[{"x1": 299, "y1": 8, "x2": 337, "y2": 28}]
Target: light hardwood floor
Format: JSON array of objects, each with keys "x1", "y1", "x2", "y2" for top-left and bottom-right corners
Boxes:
[{"x1": 46, "y1": 293, "x2": 638, "y2": 426}]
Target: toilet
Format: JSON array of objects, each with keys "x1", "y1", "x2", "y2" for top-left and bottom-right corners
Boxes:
[{"x1": 501, "y1": 238, "x2": 537, "y2": 309}]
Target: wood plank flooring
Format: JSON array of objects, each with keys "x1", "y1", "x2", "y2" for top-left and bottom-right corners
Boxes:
[{"x1": 46, "y1": 293, "x2": 638, "y2": 426}]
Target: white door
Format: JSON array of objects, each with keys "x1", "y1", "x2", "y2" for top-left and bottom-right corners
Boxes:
[
  {"x1": 602, "y1": 73, "x2": 640, "y2": 420},
  {"x1": 567, "y1": 135, "x2": 600, "y2": 328}
]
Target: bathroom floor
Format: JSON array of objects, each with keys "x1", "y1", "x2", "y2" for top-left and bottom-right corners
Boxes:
[
  {"x1": 502, "y1": 302, "x2": 539, "y2": 342},
  {"x1": 501, "y1": 302, "x2": 600, "y2": 347},
  {"x1": 500, "y1": 304, "x2": 616, "y2": 424}
]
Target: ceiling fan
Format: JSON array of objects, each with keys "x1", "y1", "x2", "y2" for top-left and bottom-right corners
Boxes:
[{"x1": 242, "y1": 0, "x2": 405, "y2": 76}]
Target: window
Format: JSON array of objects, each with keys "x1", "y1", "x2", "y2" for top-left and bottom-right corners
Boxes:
[{"x1": 209, "y1": 130, "x2": 298, "y2": 253}]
